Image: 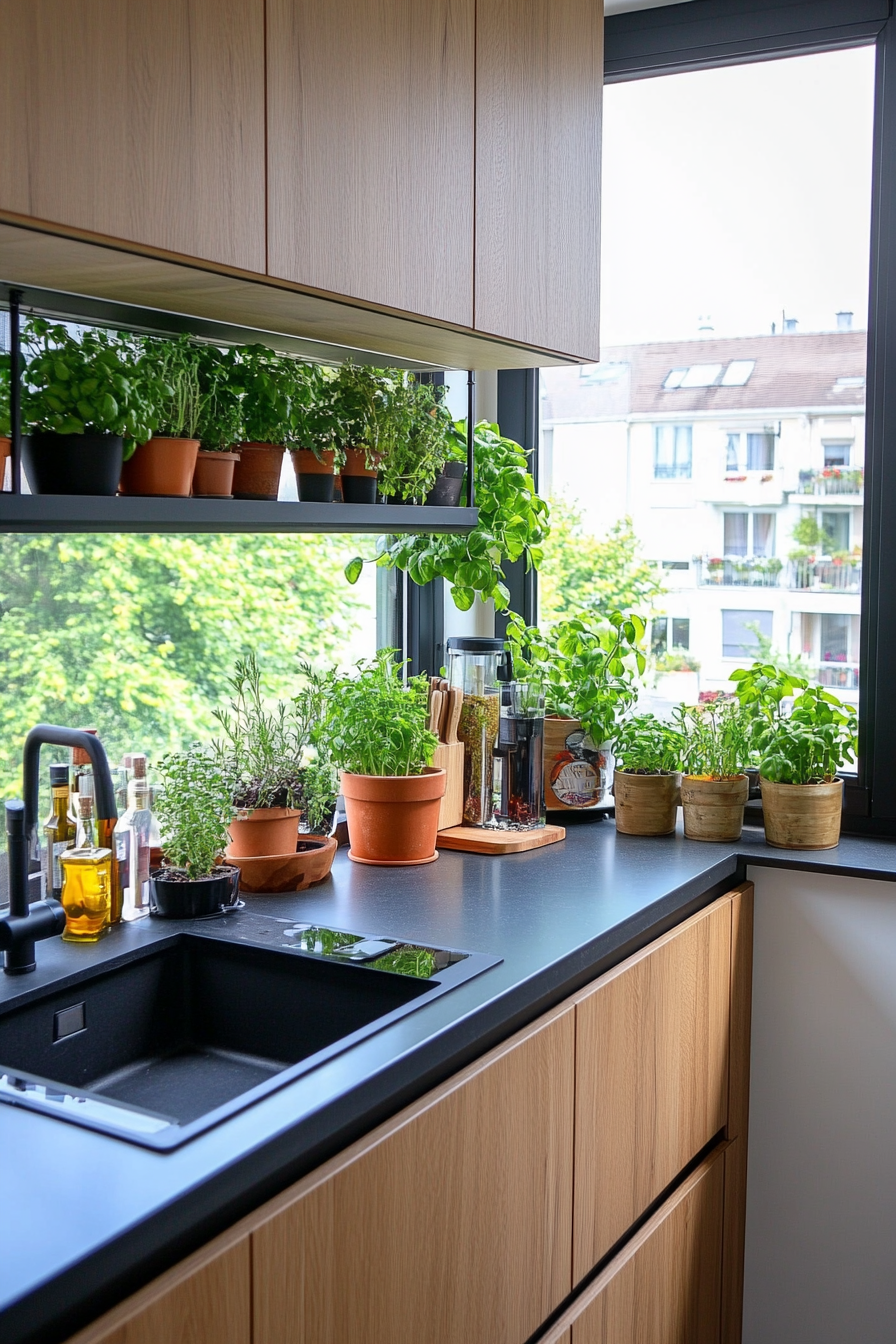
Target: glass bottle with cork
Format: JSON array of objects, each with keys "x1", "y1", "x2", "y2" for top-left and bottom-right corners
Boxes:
[
  {"x1": 69, "y1": 728, "x2": 122, "y2": 923},
  {"x1": 44, "y1": 762, "x2": 76, "y2": 898},
  {"x1": 115, "y1": 753, "x2": 154, "y2": 922},
  {"x1": 60, "y1": 777, "x2": 112, "y2": 942}
]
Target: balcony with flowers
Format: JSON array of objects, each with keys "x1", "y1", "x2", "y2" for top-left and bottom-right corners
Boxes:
[
  {"x1": 697, "y1": 555, "x2": 784, "y2": 587},
  {"x1": 796, "y1": 467, "x2": 863, "y2": 497}
]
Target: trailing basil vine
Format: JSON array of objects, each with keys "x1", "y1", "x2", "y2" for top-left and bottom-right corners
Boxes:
[{"x1": 344, "y1": 422, "x2": 550, "y2": 610}]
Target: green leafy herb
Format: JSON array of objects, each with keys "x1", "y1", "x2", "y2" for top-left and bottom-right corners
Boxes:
[
  {"x1": 213, "y1": 653, "x2": 310, "y2": 809},
  {"x1": 675, "y1": 699, "x2": 751, "y2": 779},
  {"x1": 613, "y1": 713, "x2": 684, "y2": 774},
  {"x1": 316, "y1": 648, "x2": 438, "y2": 777},
  {"x1": 345, "y1": 422, "x2": 550, "y2": 611},
  {"x1": 22, "y1": 318, "x2": 158, "y2": 459},
  {"x1": 731, "y1": 661, "x2": 857, "y2": 784},
  {"x1": 135, "y1": 335, "x2": 204, "y2": 440},
  {"x1": 506, "y1": 611, "x2": 647, "y2": 747},
  {"x1": 194, "y1": 344, "x2": 246, "y2": 450},
  {"x1": 154, "y1": 746, "x2": 233, "y2": 880},
  {"x1": 0, "y1": 352, "x2": 10, "y2": 440}
]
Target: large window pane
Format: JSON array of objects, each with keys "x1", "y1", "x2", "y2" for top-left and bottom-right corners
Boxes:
[{"x1": 540, "y1": 46, "x2": 872, "y2": 709}]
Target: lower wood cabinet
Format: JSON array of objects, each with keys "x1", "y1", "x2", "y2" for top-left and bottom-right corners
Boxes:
[
  {"x1": 572, "y1": 897, "x2": 733, "y2": 1280},
  {"x1": 545, "y1": 1145, "x2": 726, "y2": 1344},
  {"x1": 63, "y1": 884, "x2": 752, "y2": 1344},
  {"x1": 251, "y1": 1002, "x2": 575, "y2": 1344},
  {"x1": 66, "y1": 1236, "x2": 251, "y2": 1344}
]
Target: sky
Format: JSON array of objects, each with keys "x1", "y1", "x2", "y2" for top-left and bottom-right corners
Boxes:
[{"x1": 599, "y1": 45, "x2": 876, "y2": 348}]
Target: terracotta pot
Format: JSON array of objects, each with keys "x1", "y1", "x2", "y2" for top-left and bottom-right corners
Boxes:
[
  {"x1": 341, "y1": 767, "x2": 446, "y2": 865},
  {"x1": 232, "y1": 442, "x2": 285, "y2": 500},
  {"x1": 119, "y1": 437, "x2": 199, "y2": 497},
  {"x1": 680, "y1": 775, "x2": 749, "y2": 842},
  {"x1": 614, "y1": 769, "x2": 681, "y2": 836},
  {"x1": 291, "y1": 448, "x2": 336, "y2": 502},
  {"x1": 230, "y1": 836, "x2": 338, "y2": 893},
  {"x1": 544, "y1": 716, "x2": 613, "y2": 811},
  {"x1": 225, "y1": 807, "x2": 302, "y2": 859},
  {"x1": 192, "y1": 449, "x2": 240, "y2": 497},
  {"x1": 0, "y1": 437, "x2": 10, "y2": 491},
  {"x1": 22, "y1": 432, "x2": 123, "y2": 495},
  {"x1": 760, "y1": 777, "x2": 843, "y2": 850},
  {"x1": 340, "y1": 446, "x2": 379, "y2": 504}
]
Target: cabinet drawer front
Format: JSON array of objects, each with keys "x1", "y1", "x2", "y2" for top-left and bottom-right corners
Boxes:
[
  {"x1": 567, "y1": 1147, "x2": 725, "y2": 1344},
  {"x1": 252, "y1": 1007, "x2": 574, "y2": 1344},
  {"x1": 574, "y1": 897, "x2": 732, "y2": 1280}
]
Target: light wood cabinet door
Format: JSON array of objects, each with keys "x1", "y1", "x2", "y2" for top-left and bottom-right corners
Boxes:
[
  {"x1": 64, "y1": 1236, "x2": 250, "y2": 1344},
  {"x1": 252, "y1": 1003, "x2": 574, "y2": 1344},
  {"x1": 0, "y1": 0, "x2": 266, "y2": 272},
  {"x1": 266, "y1": 0, "x2": 475, "y2": 326},
  {"x1": 475, "y1": 0, "x2": 603, "y2": 359},
  {"x1": 554, "y1": 1147, "x2": 725, "y2": 1344},
  {"x1": 573, "y1": 896, "x2": 732, "y2": 1282}
]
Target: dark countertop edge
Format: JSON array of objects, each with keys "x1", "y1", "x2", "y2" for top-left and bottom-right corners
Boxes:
[{"x1": 8, "y1": 837, "x2": 896, "y2": 1343}]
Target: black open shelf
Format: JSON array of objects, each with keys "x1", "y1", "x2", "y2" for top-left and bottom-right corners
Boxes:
[{"x1": 0, "y1": 495, "x2": 478, "y2": 535}]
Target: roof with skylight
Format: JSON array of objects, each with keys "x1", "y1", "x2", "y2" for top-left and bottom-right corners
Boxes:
[{"x1": 664, "y1": 360, "x2": 755, "y2": 390}]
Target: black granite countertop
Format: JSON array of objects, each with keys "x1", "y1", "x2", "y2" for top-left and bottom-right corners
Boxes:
[{"x1": 4, "y1": 818, "x2": 896, "y2": 1344}]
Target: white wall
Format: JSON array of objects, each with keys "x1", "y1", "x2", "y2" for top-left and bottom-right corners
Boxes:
[{"x1": 743, "y1": 865, "x2": 896, "y2": 1344}]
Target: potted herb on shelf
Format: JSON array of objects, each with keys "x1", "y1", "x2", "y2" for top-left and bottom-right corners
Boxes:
[
  {"x1": 289, "y1": 364, "x2": 343, "y2": 502},
  {"x1": 677, "y1": 698, "x2": 751, "y2": 841},
  {"x1": 229, "y1": 344, "x2": 299, "y2": 501},
  {"x1": 192, "y1": 345, "x2": 245, "y2": 498},
  {"x1": 119, "y1": 336, "x2": 202, "y2": 498},
  {"x1": 317, "y1": 648, "x2": 443, "y2": 866},
  {"x1": 506, "y1": 611, "x2": 647, "y2": 812},
  {"x1": 612, "y1": 713, "x2": 684, "y2": 836},
  {"x1": 326, "y1": 363, "x2": 383, "y2": 504},
  {"x1": 150, "y1": 746, "x2": 239, "y2": 918},
  {"x1": 732, "y1": 662, "x2": 857, "y2": 849},
  {"x1": 375, "y1": 375, "x2": 455, "y2": 505},
  {"x1": 21, "y1": 319, "x2": 156, "y2": 495},
  {"x1": 213, "y1": 654, "x2": 308, "y2": 858}
]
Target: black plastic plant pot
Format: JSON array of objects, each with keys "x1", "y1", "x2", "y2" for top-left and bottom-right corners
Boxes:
[
  {"x1": 297, "y1": 472, "x2": 336, "y2": 503},
  {"x1": 425, "y1": 460, "x2": 465, "y2": 507},
  {"x1": 341, "y1": 473, "x2": 378, "y2": 504},
  {"x1": 149, "y1": 866, "x2": 240, "y2": 919},
  {"x1": 22, "y1": 433, "x2": 124, "y2": 496}
]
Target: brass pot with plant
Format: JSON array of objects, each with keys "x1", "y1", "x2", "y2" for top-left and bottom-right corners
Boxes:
[
  {"x1": 677, "y1": 699, "x2": 751, "y2": 841},
  {"x1": 151, "y1": 746, "x2": 239, "y2": 918},
  {"x1": 506, "y1": 611, "x2": 647, "y2": 813},
  {"x1": 612, "y1": 713, "x2": 684, "y2": 836},
  {"x1": 733, "y1": 663, "x2": 857, "y2": 849},
  {"x1": 316, "y1": 648, "x2": 444, "y2": 865}
]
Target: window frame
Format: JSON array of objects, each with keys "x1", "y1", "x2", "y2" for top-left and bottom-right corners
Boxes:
[{"x1": 587, "y1": 0, "x2": 888, "y2": 828}]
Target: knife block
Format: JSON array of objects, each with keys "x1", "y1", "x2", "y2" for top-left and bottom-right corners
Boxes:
[{"x1": 434, "y1": 741, "x2": 464, "y2": 830}]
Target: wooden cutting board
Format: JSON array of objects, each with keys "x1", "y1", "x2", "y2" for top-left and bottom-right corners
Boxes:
[
  {"x1": 436, "y1": 823, "x2": 566, "y2": 854},
  {"x1": 434, "y1": 687, "x2": 464, "y2": 830}
]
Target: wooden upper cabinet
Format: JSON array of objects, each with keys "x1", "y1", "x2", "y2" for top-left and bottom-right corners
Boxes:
[
  {"x1": 252, "y1": 1003, "x2": 574, "y2": 1344},
  {"x1": 266, "y1": 0, "x2": 475, "y2": 326},
  {"x1": 573, "y1": 896, "x2": 732, "y2": 1283},
  {"x1": 475, "y1": 0, "x2": 603, "y2": 359},
  {"x1": 0, "y1": 0, "x2": 266, "y2": 273}
]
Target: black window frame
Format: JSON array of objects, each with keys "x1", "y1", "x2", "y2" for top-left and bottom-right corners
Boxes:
[{"x1": 594, "y1": 0, "x2": 891, "y2": 830}]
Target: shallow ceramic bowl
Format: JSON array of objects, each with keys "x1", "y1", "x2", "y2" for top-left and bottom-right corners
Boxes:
[{"x1": 230, "y1": 835, "x2": 338, "y2": 894}]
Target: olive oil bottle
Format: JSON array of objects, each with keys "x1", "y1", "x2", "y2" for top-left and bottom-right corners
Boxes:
[{"x1": 44, "y1": 762, "x2": 76, "y2": 899}]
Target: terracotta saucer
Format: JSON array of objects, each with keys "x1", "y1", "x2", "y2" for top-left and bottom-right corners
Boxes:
[
  {"x1": 230, "y1": 835, "x2": 338, "y2": 894},
  {"x1": 347, "y1": 849, "x2": 439, "y2": 866}
]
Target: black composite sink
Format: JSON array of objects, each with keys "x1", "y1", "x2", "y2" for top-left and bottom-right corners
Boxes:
[{"x1": 0, "y1": 925, "x2": 498, "y2": 1149}]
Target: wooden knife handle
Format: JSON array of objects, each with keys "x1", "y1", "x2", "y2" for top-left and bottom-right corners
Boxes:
[
  {"x1": 444, "y1": 688, "x2": 463, "y2": 745},
  {"x1": 428, "y1": 690, "x2": 443, "y2": 735}
]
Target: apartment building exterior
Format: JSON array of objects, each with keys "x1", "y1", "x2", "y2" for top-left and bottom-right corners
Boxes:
[{"x1": 540, "y1": 328, "x2": 866, "y2": 703}]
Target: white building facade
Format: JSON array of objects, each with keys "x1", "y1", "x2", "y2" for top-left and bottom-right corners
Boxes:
[{"x1": 540, "y1": 330, "x2": 865, "y2": 703}]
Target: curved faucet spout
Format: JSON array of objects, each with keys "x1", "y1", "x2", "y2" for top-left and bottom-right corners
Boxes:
[{"x1": 23, "y1": 725, "x2": 118, "y2": 844}]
